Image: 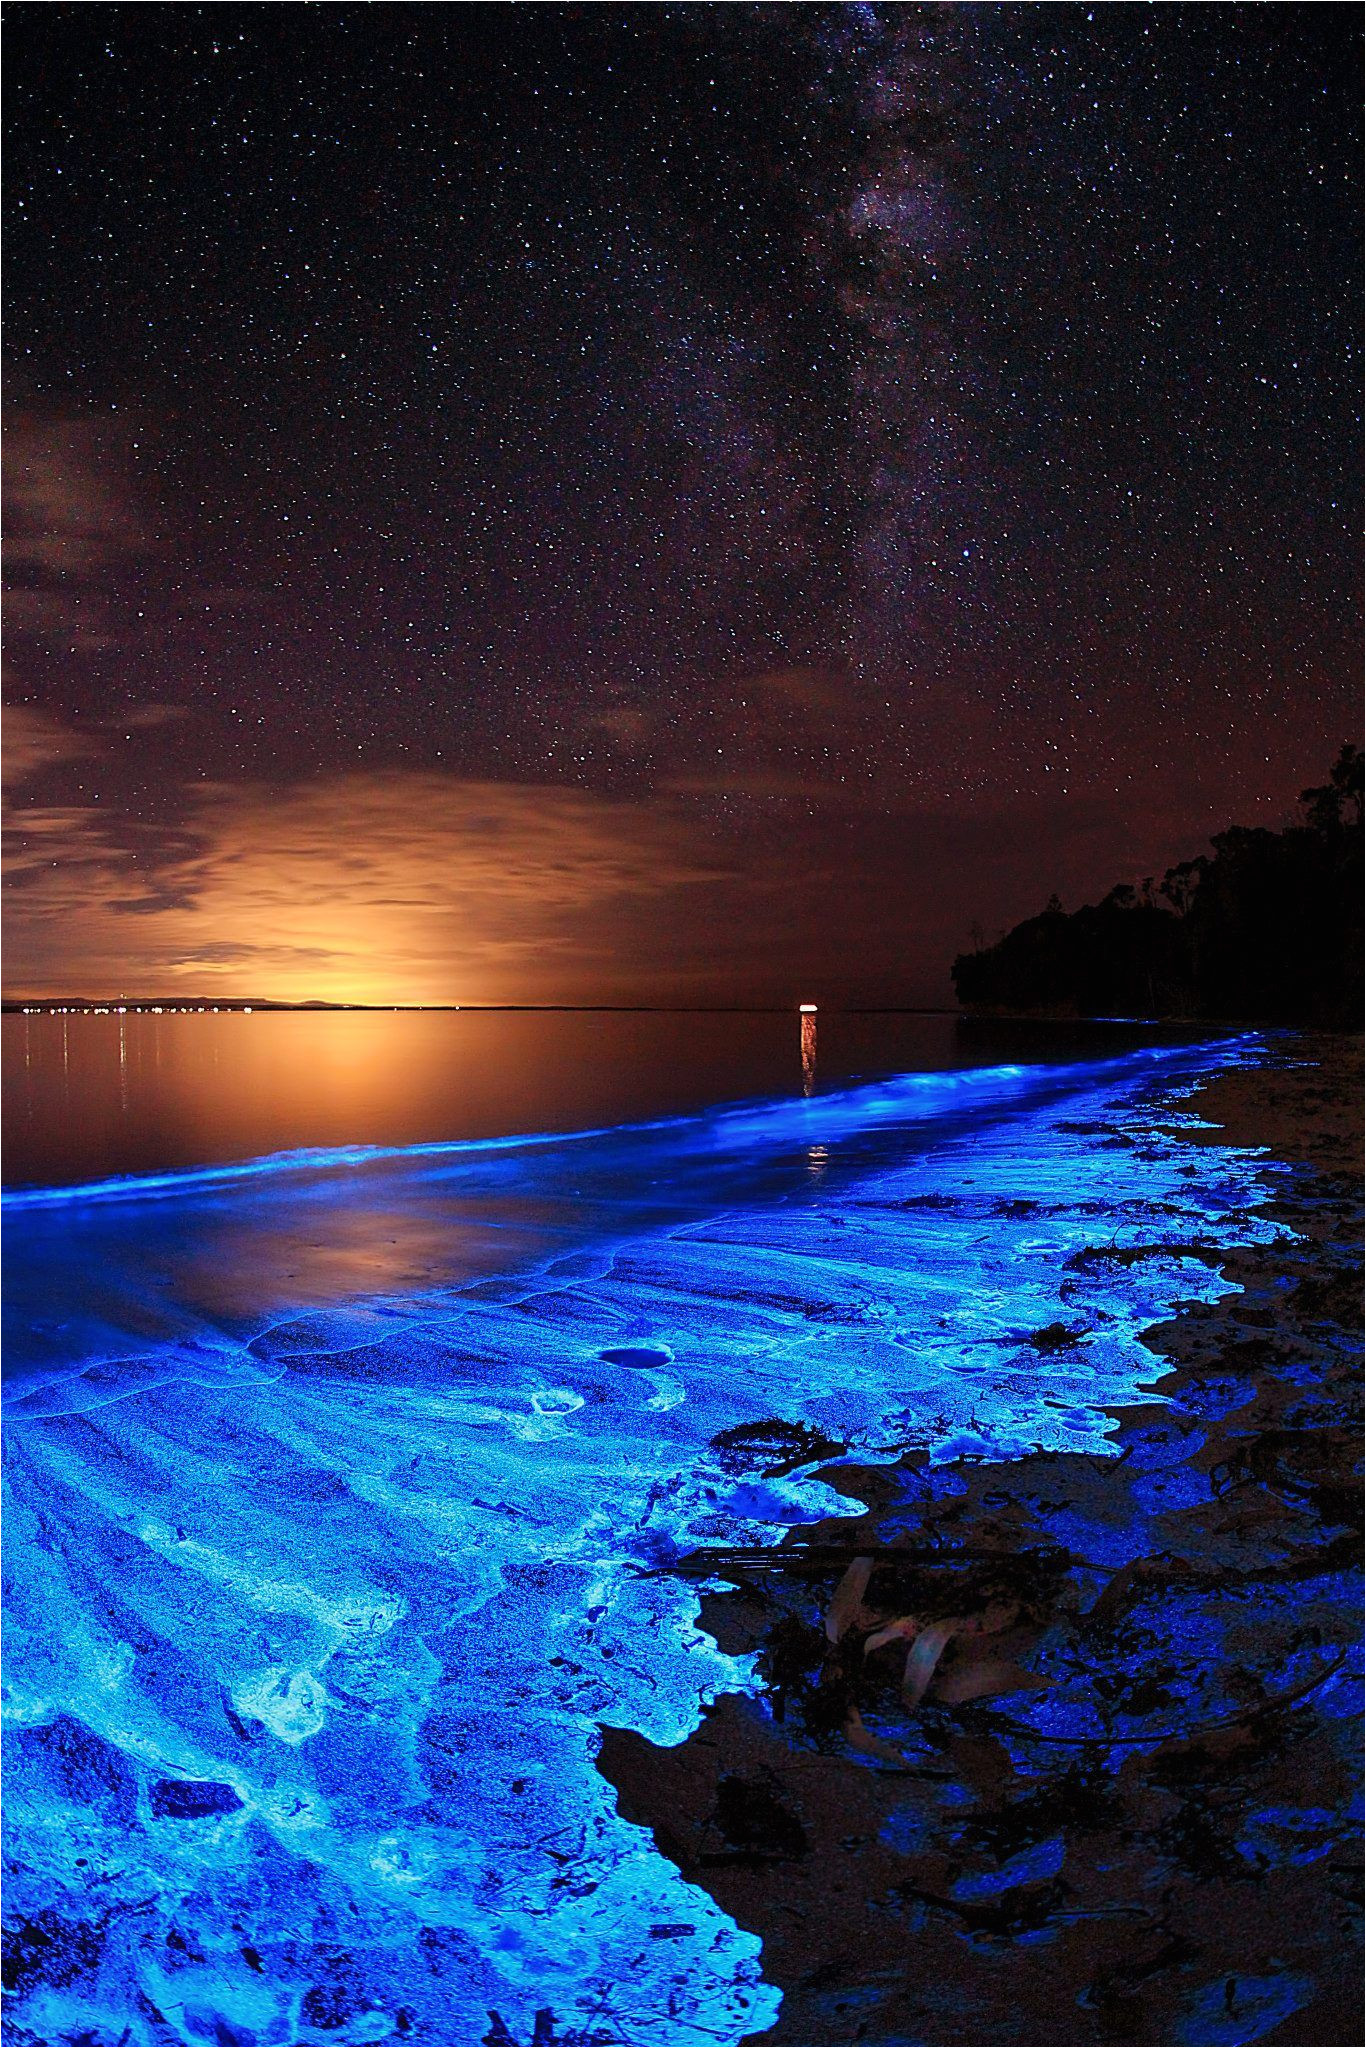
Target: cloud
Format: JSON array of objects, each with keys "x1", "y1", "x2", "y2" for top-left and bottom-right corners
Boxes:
[
  {"x1": 167, "y1": 940, "x2": 345, "y2": 968},
  {"x1": 3, "y1": 412, "x2": 147, "y2": 576},
  {"x1": 2, "y1": 766, "x2": 737, "y2": 1002},
  {"x1": 1, "y1": 706, "x2": 102, "y2": 788},
  {"x1": 2, "y1": 404, "x2": 271, "y2": 663},
  {"x1": 1, "y1": 588, "x2": 124, "y2": 652},
  {"x1": 2, "y1": 408, "x2": 153, "y2": 651}
]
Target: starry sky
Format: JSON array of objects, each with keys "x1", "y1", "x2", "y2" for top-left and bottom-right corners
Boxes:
[{"x1": 4, "y1": 2, "x2": 1360, "y2": 1005}]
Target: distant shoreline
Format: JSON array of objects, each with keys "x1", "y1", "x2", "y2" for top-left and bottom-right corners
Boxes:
[
  {"x1": 1, "y1": 1001, "x2": 968, "y2": 1017},
  {"x1": 3, "y1": 1002, "x2": 1346, "y2": 1029}
]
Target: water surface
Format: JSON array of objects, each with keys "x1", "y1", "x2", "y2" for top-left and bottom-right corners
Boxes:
[
  {"x1": 3, "y1": 1007, "x2": 1204, "y2": 1188},
  {"x1": 1, "y1": 1024, "x2": 1281, "y2": 2046}
]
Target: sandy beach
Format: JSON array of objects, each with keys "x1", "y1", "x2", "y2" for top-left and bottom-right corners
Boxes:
[{"x1": 602, "y1": 1033, "x2": 1363, "y2": 2048}]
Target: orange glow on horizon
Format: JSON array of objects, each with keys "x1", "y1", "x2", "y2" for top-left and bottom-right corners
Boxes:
[{"x1": 4, "y1": 770, "x2": 728, "y2": 1007}]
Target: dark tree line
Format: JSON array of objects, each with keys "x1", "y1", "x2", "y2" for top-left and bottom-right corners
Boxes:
[{"x1": 952, "y1": 746, "x2": 1363, "y2": 1025}]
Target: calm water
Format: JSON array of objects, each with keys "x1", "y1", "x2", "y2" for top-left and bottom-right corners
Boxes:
[
  {"x1": 2, "y1": 1016, "x2": 1280, "y2": 2045},
  {"x1": 2, "y1": 1007, "x2": 1202, "y2": 1188}
]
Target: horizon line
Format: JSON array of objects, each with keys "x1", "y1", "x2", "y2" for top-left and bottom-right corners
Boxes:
[{"x1": 2, "y1": 998, "x2": 961, "y2": 1016}]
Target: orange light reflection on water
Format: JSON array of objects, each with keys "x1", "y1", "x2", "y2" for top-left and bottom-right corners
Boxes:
[
  {"x1": 800, "y1": 1010, "x2": 817, "y2": 1096},
  {"x1": 3, "y1": 1008, "x2": 860, "y2": 1188}
]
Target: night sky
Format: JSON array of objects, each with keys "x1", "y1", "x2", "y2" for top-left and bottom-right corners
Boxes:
[{"x1": 4, "y1": 2, "x2": 1360, "y2": 1005}]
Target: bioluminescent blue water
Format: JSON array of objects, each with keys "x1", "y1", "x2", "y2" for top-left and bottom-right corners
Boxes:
[{"x1": 2, "y1": 1041, "x2": 1287, "y2": 2046}]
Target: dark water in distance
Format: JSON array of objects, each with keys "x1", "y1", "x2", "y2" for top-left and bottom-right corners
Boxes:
[{"x1": 2, "y1": 1008, "x2": 1208, "y2": 1189}]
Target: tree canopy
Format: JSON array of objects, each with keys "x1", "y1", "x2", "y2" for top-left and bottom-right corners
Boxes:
[{"x1": 952, "y1": 747, "x2": 1363, "y2": 1025}]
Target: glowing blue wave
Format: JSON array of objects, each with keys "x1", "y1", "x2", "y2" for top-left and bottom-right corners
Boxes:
[
  {"x1": 3, "y1": 1041, "x2": 1235, "y2": 1211},
  {"x1": 2, "y1": 1038, "x2": 1285, "y2": 2044}
]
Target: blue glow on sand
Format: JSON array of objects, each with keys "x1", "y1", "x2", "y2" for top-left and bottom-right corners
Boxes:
[{"x1": 2, "y1": 1040, "x2": 1287, "y2": 2045}]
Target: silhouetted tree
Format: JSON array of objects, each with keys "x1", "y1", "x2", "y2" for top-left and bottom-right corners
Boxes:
[
  {"x1": 952, "y1": 747, "x2": 1362, "y2": 1025},
  {"x1": 1300, "y1": 742, "x2": 1363, "y2": 833}
]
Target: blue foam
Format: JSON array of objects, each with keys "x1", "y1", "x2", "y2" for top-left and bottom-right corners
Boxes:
[{"x1": 2, "y1": 1037, "x2": 1285, "y2": 2044}]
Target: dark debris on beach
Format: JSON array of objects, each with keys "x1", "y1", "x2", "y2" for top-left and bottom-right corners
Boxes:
[{"x1": 600, "y1": 1037, "x2": 1363, "y2": 2048}]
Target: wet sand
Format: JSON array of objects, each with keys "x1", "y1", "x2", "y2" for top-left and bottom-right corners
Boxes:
[{"x1": 601, "y1": 1034, "x2": 1363, "y2": 2047}]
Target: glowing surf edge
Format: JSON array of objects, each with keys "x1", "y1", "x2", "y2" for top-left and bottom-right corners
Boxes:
[{"x1": 1, "y1": 1034, "x2": 1254, "y2": 1209}]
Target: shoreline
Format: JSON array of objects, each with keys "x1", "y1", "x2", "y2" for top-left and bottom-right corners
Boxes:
[
  {"x1": 2, "y1": 1033, "x2": 1357, "y2": 2044},
  {"x1": 601, "y1": 1032, "x2": 1364, "y2": 2047}
]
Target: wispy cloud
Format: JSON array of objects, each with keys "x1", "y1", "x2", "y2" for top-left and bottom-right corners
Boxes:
[
  {"x1": 3, "y1": 764, "x2": 737, "y2": 1002},
  {"x1": 1, "y1": 706, "x2": 103, "y2": 788},
  {"x1": 2, "y1": 407, "x2": 153, "y2": 652},
  {"x1": 3, "y1": 413, "x2": 147, "y2": 576}
]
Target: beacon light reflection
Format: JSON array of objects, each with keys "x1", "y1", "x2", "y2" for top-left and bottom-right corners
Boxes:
[{"x1": 799, "y1": 1002, "x2": 817, "y2": 1096}]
